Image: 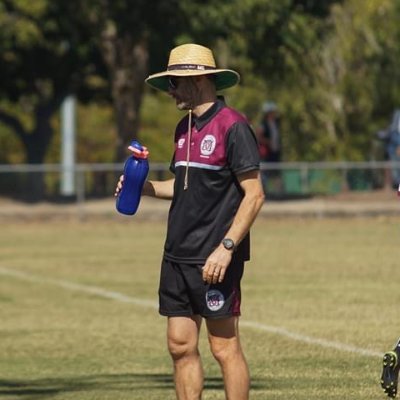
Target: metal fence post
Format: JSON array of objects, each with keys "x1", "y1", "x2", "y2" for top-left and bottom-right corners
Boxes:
[
  {"x1": 300, "y1": 165, "x2": 309, "y2": 194},
  {"x1": 76, "y1": 168, "x2": 86, "y2": 220}
]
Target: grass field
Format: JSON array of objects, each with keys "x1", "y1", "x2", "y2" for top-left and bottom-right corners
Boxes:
[{"x1": 1, "y1": 216, "x2": 400, "y2": 399}]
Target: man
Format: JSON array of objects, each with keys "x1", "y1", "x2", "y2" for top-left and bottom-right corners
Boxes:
[
  {"x1": 256, "y1": 101, "x2": 281, "y2": 164},
  {"x1": 116, "y1": 43, "x2": 264, "y2": 400},
  {"x1": 256, "y1": 101, "x2": 282, "y2": 193},
  {"x1": 381, "y1": 338, "x2": 400, "y2": 398},
  {"x1": 387, "y1": 109, "x2": 400, "y2": 189}
]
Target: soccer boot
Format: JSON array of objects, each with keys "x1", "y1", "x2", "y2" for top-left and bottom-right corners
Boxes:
[{"x1": 381, "y1": 351, "x2": 399, "y2": 398}]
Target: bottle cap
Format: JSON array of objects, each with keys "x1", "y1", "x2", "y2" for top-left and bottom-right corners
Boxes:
[{"x1": 128, "y1": 141, "x2": 149, "y2": 159}]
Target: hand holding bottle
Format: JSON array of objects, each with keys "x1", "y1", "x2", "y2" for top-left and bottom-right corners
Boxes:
[{"x1": 115, "y1": 141, "x2": 149, "y2": 215}]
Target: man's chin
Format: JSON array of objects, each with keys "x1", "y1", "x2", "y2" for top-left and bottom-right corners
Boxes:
[{"x1": 176, "y1": 101, "x2": 191, "y2": 111}]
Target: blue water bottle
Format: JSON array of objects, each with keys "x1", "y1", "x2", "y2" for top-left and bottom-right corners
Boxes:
[{"x1": 116, "y1": 140, "x2": 149, "y2": 215}]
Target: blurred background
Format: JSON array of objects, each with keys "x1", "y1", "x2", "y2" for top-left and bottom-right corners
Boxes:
[{"x1": 0, "y1": 0, "x2": 399, "y2": 203}]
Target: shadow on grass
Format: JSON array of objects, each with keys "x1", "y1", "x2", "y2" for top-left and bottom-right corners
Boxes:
[{"x1": 0, "y1": 374, "x2": 269, "y2": 398}]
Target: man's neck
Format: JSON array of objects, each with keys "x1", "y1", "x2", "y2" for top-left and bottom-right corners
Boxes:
[{"x1": 192, "y1": 100, "x2": 217, "y2": 117}]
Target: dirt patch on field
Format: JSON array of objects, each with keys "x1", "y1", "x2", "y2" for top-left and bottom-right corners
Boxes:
[{"x1": 0, "y1": 189, "x2": 398, "y2": 221}]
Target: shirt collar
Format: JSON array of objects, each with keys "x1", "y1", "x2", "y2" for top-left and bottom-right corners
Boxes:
[{"x1": 193, "y1": 97, "x2": 225, "y2": 131}]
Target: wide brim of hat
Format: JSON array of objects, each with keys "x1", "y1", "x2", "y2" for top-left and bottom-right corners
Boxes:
[{"x1": 145, "y1": 69, "x2": 240, "y2": 92}]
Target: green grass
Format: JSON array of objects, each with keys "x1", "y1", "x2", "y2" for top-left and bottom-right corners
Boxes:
[{"x1": 0, "y1": 216, "x2": 399, "y2": 399}]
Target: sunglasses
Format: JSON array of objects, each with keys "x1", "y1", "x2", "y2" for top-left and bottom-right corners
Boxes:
[{"x1": 168, "y1": 77, "x2": 179, "y2": 90}]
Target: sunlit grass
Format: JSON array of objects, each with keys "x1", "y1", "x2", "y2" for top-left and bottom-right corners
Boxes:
[{"x1": 0, "y1": 217, "x2": 399, "y2": 399}]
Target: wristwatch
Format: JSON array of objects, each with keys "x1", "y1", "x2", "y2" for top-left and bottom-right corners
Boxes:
[{"x1": 222, "y1": 238, "x2": 235, "y2": 251}]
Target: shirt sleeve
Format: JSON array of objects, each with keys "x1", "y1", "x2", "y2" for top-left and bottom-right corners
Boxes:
[
  {"x1": 226, "y1": 121, "x2": 260, "y2": 174},
  {"x1": 169, "y1": 152, "x2": 176, "y2": 174}
]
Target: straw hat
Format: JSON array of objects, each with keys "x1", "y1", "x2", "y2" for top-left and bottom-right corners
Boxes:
[{"x1": 145, "y1": 43, "x2": 240, "y2": 92}]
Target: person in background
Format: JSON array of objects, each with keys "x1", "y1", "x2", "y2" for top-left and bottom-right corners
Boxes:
[
  {"x1": 387, "y1": 109, "x2": 400, "y2": 189},
  {"x1": 375, "y1": 109, "x2": 400, "y2": 190},
  {"x1": 115, "y1": 43, "x2": 264, "y2": 400},
  {"x1": 256, "y1": 101, "x2": 282, "y2": 192}
]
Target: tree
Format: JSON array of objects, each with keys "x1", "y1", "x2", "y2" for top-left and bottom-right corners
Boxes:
[
  {"x1": 2, "y1": 0, "x2": 399, "y2": 183},
  {"x1": 0, "y1": 0, "x2": 103, "y2": 199},
  {"x1": 183, "y1": 0, "x2": 399, "y2": 162},
  {"x1": 78, "y1": 0, "x2": 183, "y2": 161},
  {"x1": 0, "y1": 0, "x2": 184, "y2": 199},
  {"x1": 285, "y1": 0, "x2": 400, "y2": 160},
  {"x1": 177, "y1": 0, "x2": 344, "y2": 160}
]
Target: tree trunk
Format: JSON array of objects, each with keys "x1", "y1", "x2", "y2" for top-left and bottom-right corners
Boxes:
[
  {"x1": 100, "y1": 27, "x2": 149, "y2": 162},
  {"x1": 22, "y1": 104, "x2": 55, "y2": 201},
  {"x1": 0, "y1": 102, "x2": 56, "y2": 202}
]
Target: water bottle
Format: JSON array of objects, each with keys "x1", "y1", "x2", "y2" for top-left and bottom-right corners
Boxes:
[{"x1": 116, "y1": 140, "x2": 149, "y2": 215}]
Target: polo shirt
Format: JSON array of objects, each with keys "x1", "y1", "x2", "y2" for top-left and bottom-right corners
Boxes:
[{"x1": 163, "y1": 99, "x2": 260, "y2": 264}]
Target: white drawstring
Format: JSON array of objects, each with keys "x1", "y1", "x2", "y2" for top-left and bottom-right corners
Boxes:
[{"x1": 184, "y1": 109, "x2": 192, "y2": 190}]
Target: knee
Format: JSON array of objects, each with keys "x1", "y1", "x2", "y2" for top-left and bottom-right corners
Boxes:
[
  {"x1": 209, "y1": 340, "x2": 236, "y2": 365},
  {"x1": 168, "y1": 337, "x2": 198, "y2": 362}
]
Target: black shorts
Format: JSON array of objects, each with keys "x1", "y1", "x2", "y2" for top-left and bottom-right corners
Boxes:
[{"x1": 158, "y1": 258, "x2": 245, "y2": 319}]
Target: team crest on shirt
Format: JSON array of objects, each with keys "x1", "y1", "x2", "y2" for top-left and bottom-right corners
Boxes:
[
  {"x1": 200, "y1": 134, "x2": 216, "y2": 156},
  {"x1": 178, "y1": 138, "x2": 185, "y2": 149},
  {"x1": 206, "y1": 290, "x2": 225, "y2": 311}
]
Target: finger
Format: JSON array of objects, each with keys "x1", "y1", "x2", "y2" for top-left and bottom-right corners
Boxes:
[
  {"x1": 206, "y1": 271, "x2": 215, "y2": 284},
  {"x1": 115, "y1": 175, "x2": 125, "y2": 196},
  {"x1": 207, "y1": 266, "x2": 217, "y2": 280},
  {"x1": 212, "y1": 271, "x2": 219, "y2": 284},
  {"x1": 218, "y1": 269, "x2": 226, "y2": 283},
  {"x1": 202, "y1": 265, "x2": 209, "y2": 281},
  {"x1": 208, "y1": 267, "x2": 220, "y2": 284}
]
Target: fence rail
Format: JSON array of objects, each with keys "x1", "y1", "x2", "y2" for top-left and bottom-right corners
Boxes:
[
  {"x1": 0, "y1": 160, "x2": 399, "y2": 202},
  {"x1": 1, "y1": 160, "x2": 400, "y2": 173}
]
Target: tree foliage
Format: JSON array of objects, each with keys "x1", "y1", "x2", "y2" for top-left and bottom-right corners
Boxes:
[
  {"x1": 74, "y1": 0, "x2": 184, "y2": 160},
  {"x1": 0, "y1": 0, "x2": 400, "y2": 177},
  {"x1": 0, "y1": 0, "x2": 101, "y2": 164},
  {"x1": 279, "y1": 0, "x2": 400, "y2": 160}
]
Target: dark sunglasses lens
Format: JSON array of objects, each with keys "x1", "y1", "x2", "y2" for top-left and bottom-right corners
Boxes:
[{"x1": 169, "y1": 77, "x2": 177, "y2": 89}]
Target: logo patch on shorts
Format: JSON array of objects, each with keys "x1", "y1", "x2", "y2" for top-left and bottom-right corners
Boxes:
[{"x1": 206, "y1": 290, "x2": 225, "y2": 311}]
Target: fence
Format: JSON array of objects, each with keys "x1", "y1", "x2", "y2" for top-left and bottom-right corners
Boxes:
[
  {"x1": 259, "y1": 160, "x2": 400, "y2": 195},
  {"x1": 0, "y1": 160, "x2": 399, "y2": 204},
  {"x1": 0, "y1": 162, "x2": 170, "y2": 202}
]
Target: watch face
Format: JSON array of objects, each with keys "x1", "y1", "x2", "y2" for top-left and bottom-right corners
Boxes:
[{"x1": 222, "y1": 238, "x2": 235, "y2": 250}]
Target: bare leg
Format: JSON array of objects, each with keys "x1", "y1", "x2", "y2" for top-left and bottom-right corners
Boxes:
[
  {"x1": 167, "y1": 316, "x2": 203, "y2": 400},
  {"x1": 206, "y1": 316, "x2": 249, "y2": 400}
]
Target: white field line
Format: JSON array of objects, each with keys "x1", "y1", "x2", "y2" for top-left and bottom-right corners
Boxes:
[
  {"x1": 240, "y1": 321, "x2": 382, "y2": 357},
  {"x1": 0, "y1": 266, "x2": 157, "y2": 309},
  {"x1": 0, "y1": 266, "x2": 382, "y2": 358}
]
